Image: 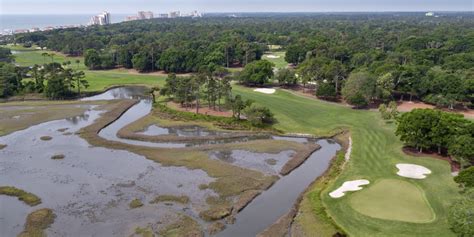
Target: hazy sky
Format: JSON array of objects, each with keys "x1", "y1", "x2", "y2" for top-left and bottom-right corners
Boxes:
[{"x1": 2, "y1": 0, "x2": 473, "y2": 14}]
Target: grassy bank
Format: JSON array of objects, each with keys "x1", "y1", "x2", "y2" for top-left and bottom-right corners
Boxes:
[
  {"x1": 233, "y1": 86, "x2": 459, "y2": 236},
  {"x1": 0, "y1": 186, "x2": 41, "y2": 206}
]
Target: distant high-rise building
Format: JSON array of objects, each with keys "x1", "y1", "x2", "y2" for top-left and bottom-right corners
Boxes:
[
  {"x1": 168, "y1": 11, "x2": 180, "y2": 18},
  {"x1": 89, "y1": 11, "x2": 111, "y2": 26},
  {"x1": 138, "y1": 11, "x2": 154, "y2": 20}
]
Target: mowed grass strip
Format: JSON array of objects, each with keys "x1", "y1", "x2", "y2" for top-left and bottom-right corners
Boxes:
[
  {"x1": 232, "y1": 86, "x2": 460, "y2": 237},
  {"x1": 349, "y1": 179, "x2": 435, "y2": 223}
]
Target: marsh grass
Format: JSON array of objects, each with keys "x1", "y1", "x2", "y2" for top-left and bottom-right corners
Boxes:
[
  {"x1": 18, "y1": 208, "x2": 55, "y2": 237},
  {"x1": 129, "y1": 199, "x2": 144, "y2": 209},
  {"x1": 0, "y1": 186, "x2": 41, "y2": 206},
  {"x1": 150, "y1": 195, "x2": 190, "y2": 205}
]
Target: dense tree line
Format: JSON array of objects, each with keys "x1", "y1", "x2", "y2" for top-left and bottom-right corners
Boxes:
[
  {"x1": 395, "y1": 109, "x2": 474, "y2": 167},
  {"x1": 5, "y1": 13, "x2": 474, "y2": 108},
  {"x1": 0, "y1": 48, "x2": 88, "y2": 99}
]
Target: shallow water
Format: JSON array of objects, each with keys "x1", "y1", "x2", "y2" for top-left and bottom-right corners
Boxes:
[
  {"x1": 139, "y1": 124, "x2": 230, "y2": 137},
  {"x1": 217, "y1": 139, "x2": 340, "y2": 237},
  {"x1": 209, "y1": 150, "x2": 294, "y2": 175},
  {"x1": 0, "y1": 93, "x2": 215, "y2": 236},
  {"x1": 1, "y1": 86, "x2": 340, "y2": 236}
]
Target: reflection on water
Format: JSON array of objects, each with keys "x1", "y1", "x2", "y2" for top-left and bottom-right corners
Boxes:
[
  {"x1": 217, "y1": 140, "x2": 340, "y2": 237},
  {"x1": 1, "y1": 86, "x2": 340, "y2": 237},
  {"x1": 139, "y1": 124, "x2": 230, "y2": 137}
]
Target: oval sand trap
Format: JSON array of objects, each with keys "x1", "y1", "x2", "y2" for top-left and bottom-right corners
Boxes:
[
  {"x1": 329, "y1": 179, "x2": 370, "y2": 198},
  {"x1": 350, "y1": 179, "x2": 435, "y2": 223},
  {"x1": 253, "y1": 88, "x2": 276, "y2": 94},
  {"x1": 266, "y1": 55, "x2": 280, "y2": 59},
  {"x1": 396, "y1": 163, "x2": 432, "y2": 179}
]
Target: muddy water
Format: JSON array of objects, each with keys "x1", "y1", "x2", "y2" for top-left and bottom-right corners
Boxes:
[
  {"x1": 217, "y1": 139, "x2": 340, "y2": 237},
  {"x1": 1, "y1": 86, "x2": 340, "y2": 237}
]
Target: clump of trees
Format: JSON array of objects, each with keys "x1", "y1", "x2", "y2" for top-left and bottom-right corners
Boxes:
[
  {"x1": 160, "y1": 68, "x2": 276, "y2": 126},
  {"x1": 243, "y1": 104, "x2": 277, "y2": 126},
  {"x1": 0, "y1": 48, "x2": 88, "y2": 99},
  {"x1": 395, "y1": 109, "x2": 473, "y2": 167},
  {"x1": 238, "y1": 60, "x2": 274, "y2": 86},
  {"x1": 447, "y1": 188, "x2": 474, "y2": 237},
  {"x1": 454, "y1": 167, "x2": 474, "y2": 188}
]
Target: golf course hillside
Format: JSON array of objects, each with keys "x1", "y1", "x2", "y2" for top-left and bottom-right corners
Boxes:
[{"x1": 233, "y1": 86, "x2": 460, "y2": 236}]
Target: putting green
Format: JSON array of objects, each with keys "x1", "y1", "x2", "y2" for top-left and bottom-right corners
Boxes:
[{"x1": 349, "y1": 179, "x2": 435, "y2": 223}]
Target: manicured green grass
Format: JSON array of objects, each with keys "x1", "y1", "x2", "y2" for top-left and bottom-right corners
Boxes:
[
  {"x1": 262, "y1": 51, "x2": 287, "y2": 69},
  {"x1": 349, "y1": 179, "x2": 435, "y2": 223},
  {"x1": 84, "y1": 71, "x2": 164, "y2": 92},
  {"x1": 233, "y1": 86, "x2": 460, "y2": 236},
  {"x1": 7, "y1": 46, "x2": 86, "y2": 70},
  {"x1": 5, "y1": 45, "x2": 164, "y2": 92}
]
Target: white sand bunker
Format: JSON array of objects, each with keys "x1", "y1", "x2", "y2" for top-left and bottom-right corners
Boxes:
[
  {"x1": 266, "y1": 54, "x2": 280, "y2": 59},
  {"x1": 396, "y1": 164, "x2": 432, "y2": 179},
  {"x1": 254, "y1": 88, "x2": 276, "y2": 94},
  {"x1": 329, "y1": 179, "x2": 370, "y2": 198}
]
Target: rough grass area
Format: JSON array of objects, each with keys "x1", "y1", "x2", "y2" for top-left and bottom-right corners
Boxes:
[
  {"x1": 233, "y1": 86, "x2": 460, "y2": 236},
  {"x1": 18, "y1": 208, "x2": 55, "y2": 237},
  {"x1": 159, "y1": 215, "x2": 203, "y2": 237},
  {"x1": 0, "y1": 100, "x2": 107, "y2": 136},
  {"x1": 349, "y1": 179, "x2": 435, "y2": 223},
  {"x1": 129, "y1": 198, "x2": 144, "y2": 209},
  {"x1": 0, "y1": 186, "x2": 42, "y2": 206},
  {"x1": 150, "y1": 195, "x2": 190, "y2": 205}
]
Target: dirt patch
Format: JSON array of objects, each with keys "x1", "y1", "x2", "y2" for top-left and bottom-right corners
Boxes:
[
  {"x1": 150, "y1": 195, "x2": 190, "y2": 205},
  {"x1": 18, "y1": 208, "x2": 55, "y2": 237},
  {"x1": 0, "y1": 144, "x2": 6, "y2": 150},
  {"x1": 397, "y1": 101, "x2": 474, "y2": 119},
  {"x1": 280, "y1": 143, "x2": 321, "y2": 175},
  {"x1": 0, "y1": 186, "x2": 41, "y2": 206},
  {"x1": 51, "y1": 154, "x2": 65, "y2": 160},
  {"x1": 40, "y1": 136, "x2": 52, "y2": 141}
]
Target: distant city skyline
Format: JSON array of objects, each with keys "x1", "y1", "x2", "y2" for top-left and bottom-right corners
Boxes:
[{"x1": 2, "y1": 0, "x2": 473, "y2": 14}]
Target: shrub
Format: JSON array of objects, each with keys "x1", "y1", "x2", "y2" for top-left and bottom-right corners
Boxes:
[
  {"x1": 454, "y1": 167, "x2": 474, "y2": 188},
  {"x1": 242, "y1": 104, "x2": 277, "y2": 127}
]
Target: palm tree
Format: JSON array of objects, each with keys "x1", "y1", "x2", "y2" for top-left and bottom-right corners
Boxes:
[
  {"x1": 41, "y1": 52, "x2": 49, "y2": 64},
  {"x1": 49, "y1": 53, "x2": 56, "y2": 63}
]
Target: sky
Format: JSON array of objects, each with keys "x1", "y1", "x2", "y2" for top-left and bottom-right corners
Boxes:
[{"x1": 1, "y1": 0, "x2": 473, "y2": 14}]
